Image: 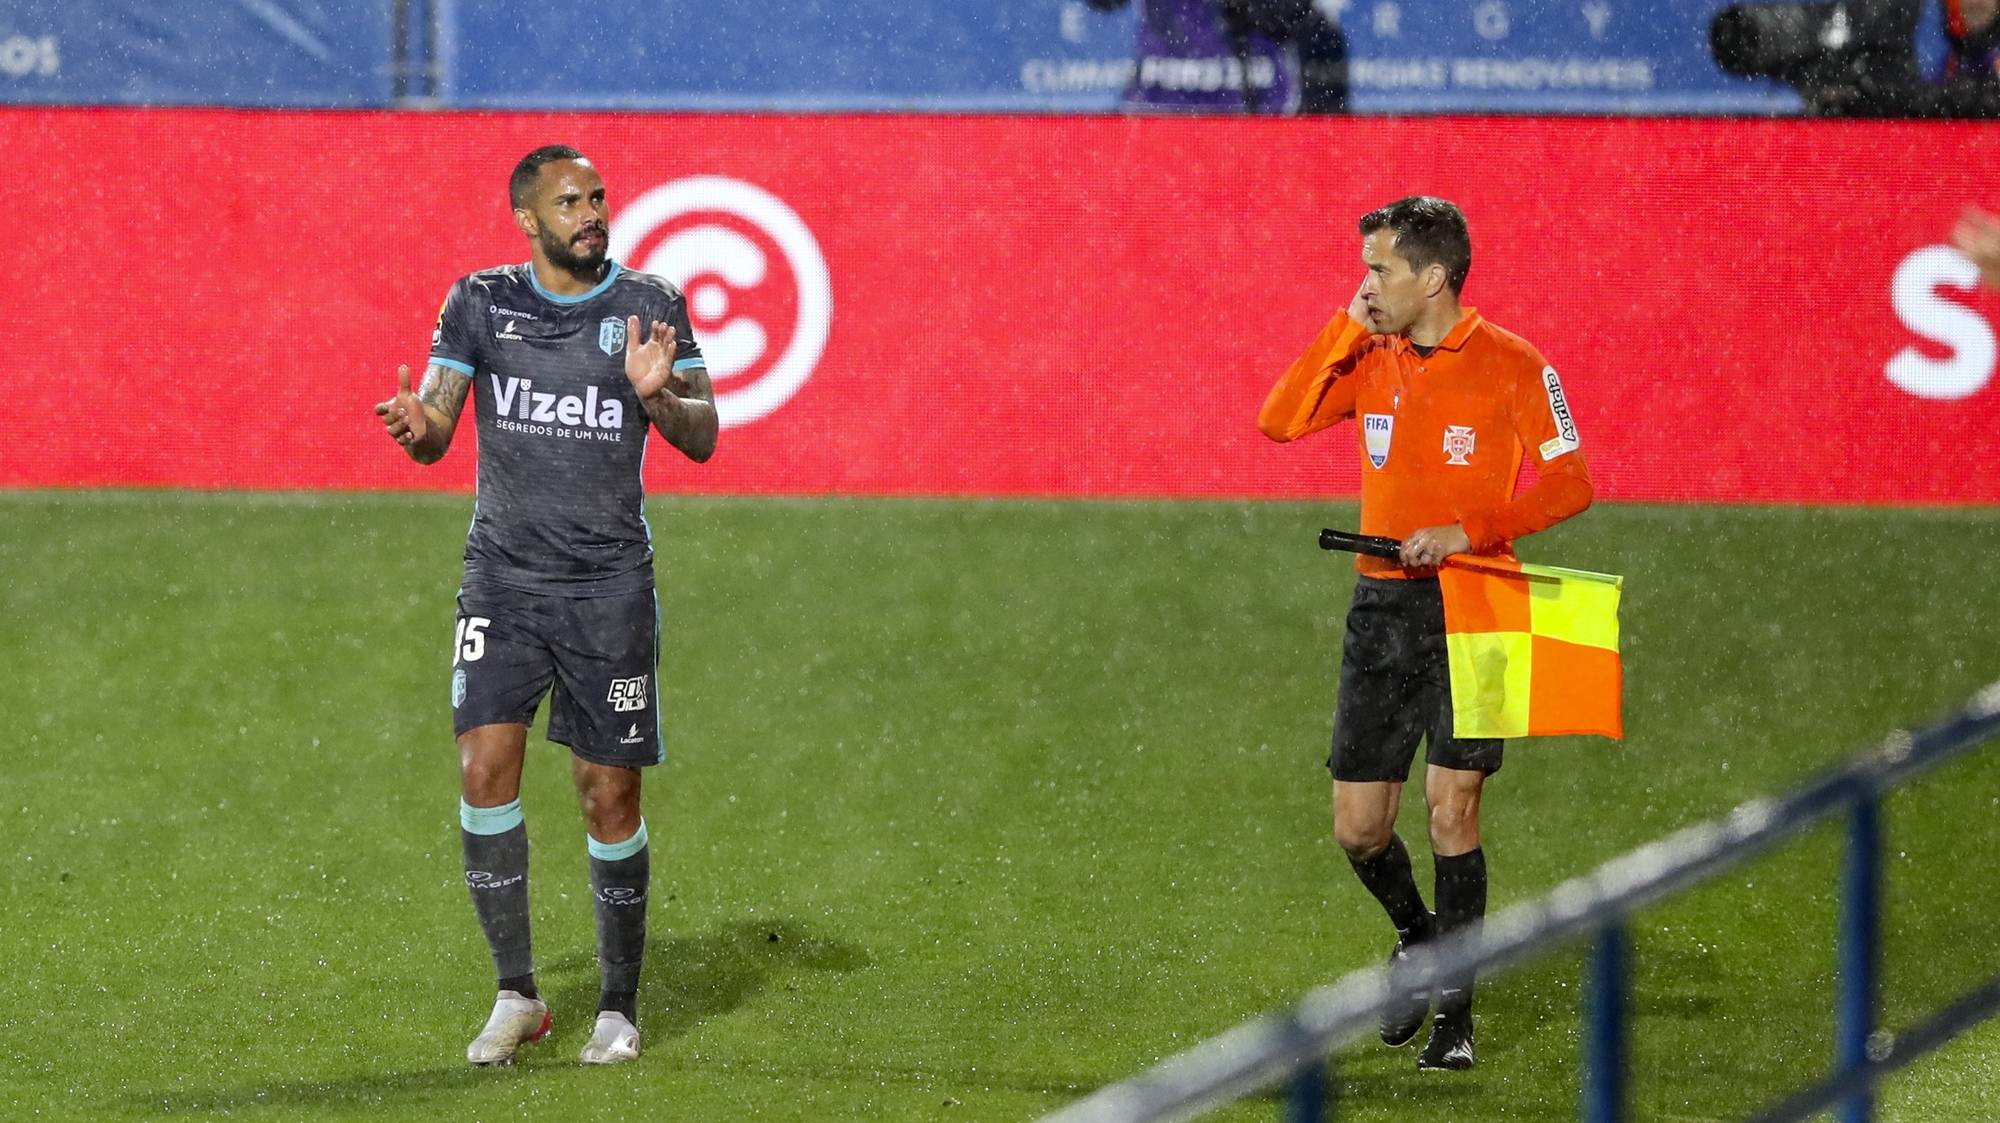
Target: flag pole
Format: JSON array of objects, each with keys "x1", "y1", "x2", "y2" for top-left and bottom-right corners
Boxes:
[{"x1": 1318, "y1": 528, "x2": 1403, "y2": 560}]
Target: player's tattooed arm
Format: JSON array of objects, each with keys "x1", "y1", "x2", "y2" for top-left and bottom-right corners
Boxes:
[
  {"x1": 624, "y1": 316, "x2": 718, "y2": 463},
  {"x1": 376, "y1": 363, "x2": 472, "y2": 465},
  {"x1": 641, "y1": 362, "x2": 718, "y2": 463},
  {"x1": 409, "y1": 365, "x2": 474, "y2": 462}
]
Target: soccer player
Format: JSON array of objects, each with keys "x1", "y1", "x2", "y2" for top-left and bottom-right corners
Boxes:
[
  {"x1": 1256, "y1": 196, "x2": 1593, "y2": 1070},
  {"x1": 374, "y1": 144, "x2": 717, "y2": 1066}
]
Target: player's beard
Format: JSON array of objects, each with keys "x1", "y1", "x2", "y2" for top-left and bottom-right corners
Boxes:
[{"x1": 539, "y1": 224, "x2": 608, "y2": 278}]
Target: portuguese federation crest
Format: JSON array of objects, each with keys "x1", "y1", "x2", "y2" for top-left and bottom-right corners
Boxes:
[
  {"x1": 598, "y1": 316, "x2": 627, "y2": 356},
  {"x1": 1444, "y1": 425, "x2": 1476, "y2": 466}
]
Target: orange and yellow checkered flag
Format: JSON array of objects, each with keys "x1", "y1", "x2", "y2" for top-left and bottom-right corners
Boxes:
[{"x1": 1437, "y1": 556, "x2": 1624, "y2": 740}]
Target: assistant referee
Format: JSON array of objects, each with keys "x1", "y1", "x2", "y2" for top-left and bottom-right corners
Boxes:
[{"x1": 1257, "y1": 196, "x2": 1593, "y2": 1071}]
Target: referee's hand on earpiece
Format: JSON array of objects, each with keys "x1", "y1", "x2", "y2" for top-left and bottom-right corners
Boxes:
[{"x1": 374, "y1": 364, "x2": 430, "y2": 452}]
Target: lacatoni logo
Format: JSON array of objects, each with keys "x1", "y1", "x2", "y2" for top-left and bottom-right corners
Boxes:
[
  {"x1": 609, "y1": 176, "x2": 831, "y2": 428},
  {"x1": 491, "y1": 375, "x2": 624, "y2": 431},
  {"x1": 1888, "y1": 246, "x2": 1996, "y2": 401}
]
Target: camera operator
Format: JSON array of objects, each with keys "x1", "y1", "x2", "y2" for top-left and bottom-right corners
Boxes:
[
  {"x1": 1712, "y1": 0, "x2": 1999, "y2": 117},
  {"x1": 1085, "y1": 0, "x2": 1347, "y2": 114}
]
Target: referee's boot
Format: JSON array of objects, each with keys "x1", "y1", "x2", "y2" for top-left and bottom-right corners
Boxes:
[
  {"x1": 1416, "y1": 1008, "x2": 1475, "y2": 1071},
  {"x1": 1380, "y1": 914, "x2": 1435, "y2": 1047},
  {"x1": 467, "y1": 990, "x2": 551, "y2": 1066}
]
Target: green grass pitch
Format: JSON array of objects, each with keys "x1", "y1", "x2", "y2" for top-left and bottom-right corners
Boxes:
[{"x1": 2, "y1": 490, "x2": 1995, "y2": 1122}]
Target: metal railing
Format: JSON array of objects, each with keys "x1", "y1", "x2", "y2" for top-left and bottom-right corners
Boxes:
[{"x1": 1041, "y1": 679, "x2": 2000, "y2": 1123}]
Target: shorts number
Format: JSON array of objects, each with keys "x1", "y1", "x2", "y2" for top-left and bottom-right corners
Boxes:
[{"x1": 454, "y1": 616, "x2": 491, "y2": 664}]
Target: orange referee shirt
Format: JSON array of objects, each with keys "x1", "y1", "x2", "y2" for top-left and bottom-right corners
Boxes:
[{"x1": 1258, "y1": 307, "x2": 1593, "y2": 578}]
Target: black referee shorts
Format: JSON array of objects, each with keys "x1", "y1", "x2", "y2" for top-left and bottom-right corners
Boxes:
[{"x1": 1330, "y1": 576, "x2": 1502, "y2": 782}]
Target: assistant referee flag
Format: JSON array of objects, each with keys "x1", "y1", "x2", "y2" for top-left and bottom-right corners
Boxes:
[{"x1": 1437, "y1": 556, "x2": 1624, "y2": 740}]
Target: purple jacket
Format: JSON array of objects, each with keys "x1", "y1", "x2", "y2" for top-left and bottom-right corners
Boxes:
[{"x1": 1118, "y1": 0, "x2": 1298, "y2": 113}]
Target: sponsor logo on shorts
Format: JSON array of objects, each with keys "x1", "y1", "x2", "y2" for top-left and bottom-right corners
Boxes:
[
  {"x1": 599, "y1": 317, "x2": 627, "y2": 356},
  {"x1": 1541, "y1": 365, "x2": 1581, "y2": 459},
  {"x1": 1443, "y1": 424, "x2": 1476, "y2": 466},
  {"x1": 452, "y1": 668, "x2": 467, "y2": 708},
  {"x1": 607, "y1": 675, "x2": 649, "y2": 713},
  {"x1": 1364, "y1": 413, "x2": 1394, "y2": 469}
]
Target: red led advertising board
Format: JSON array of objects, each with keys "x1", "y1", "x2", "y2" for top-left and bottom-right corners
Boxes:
[{"x1": 7, "y1": 109, "x2": 1995, "y2": 503}]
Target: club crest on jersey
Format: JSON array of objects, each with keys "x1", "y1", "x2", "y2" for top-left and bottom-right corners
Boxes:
[
  {"x1": 1443, "y1": 425, "x2": 1476, "y2": 466},
  {"x1": 1363, "y1": 414, "x2": 1394, "y2": 470},
  {"x1": 599, "y1": 317, "x2": 627, "y2": 356}
]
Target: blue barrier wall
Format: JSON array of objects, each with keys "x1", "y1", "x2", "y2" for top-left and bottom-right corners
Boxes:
[
  {"x1": 434, "y1": 0, "x2": 1138, "y2": 111},
  {"x1": 436, "y1": 0, "x2": 1799, "y2": 114},
  {"x1": 1, "y1": 0, "x2": 401, "y2": 107},
  {"x1": 4, "y1": 0, "x2": 1820, "y2": 113},
  {"x1": 1338, "y1": 0, "x2": 1798, "y2": 114}
]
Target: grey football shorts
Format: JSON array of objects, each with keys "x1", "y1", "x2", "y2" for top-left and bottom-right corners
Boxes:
[{"x1": 450, "y1": 583, "x2": 663, "y2": 768}]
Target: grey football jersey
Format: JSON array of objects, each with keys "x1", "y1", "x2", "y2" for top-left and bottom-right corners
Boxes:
[{"x1": 430, "y1": 261, "x2": 705, "y2": 596}]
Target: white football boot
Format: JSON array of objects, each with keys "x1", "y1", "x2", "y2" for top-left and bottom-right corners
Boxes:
[
  {"x1": 578, "y1": 1011, "x2": 641, "y2": 1065},
  {"x1": 466, "y1": 990, "x2": 551, "y2": 1066}
]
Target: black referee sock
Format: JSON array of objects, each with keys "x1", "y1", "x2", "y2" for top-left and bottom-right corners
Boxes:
[
  {"x1": 588, "y1": 820, "x2": 651, "y2": 1017},
  {"x1": 1434, "y1": 847, "x2": 1489, "y2": 1018},
  {"x1": 460, "y1": 799, "x2": 536, "y2": 987},
  {"x1": 1347, "y1": 833, "x2": 1433, "y2": 939}
]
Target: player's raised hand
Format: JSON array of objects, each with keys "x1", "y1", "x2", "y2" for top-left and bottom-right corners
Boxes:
[
  {"x1": 624, "y1": 316, "x2": 683, "y2": 401},
  {"x1": 374, "y1": 364, "x2": 429, "y2": 449},
  {"x1": 1952, "y1": 208, "x2": 2000, "y2": 290}
]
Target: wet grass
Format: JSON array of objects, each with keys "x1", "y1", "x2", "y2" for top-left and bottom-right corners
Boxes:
[{"x1": 0, "y1": 491, "x2": 1994, "y2": 1121}]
